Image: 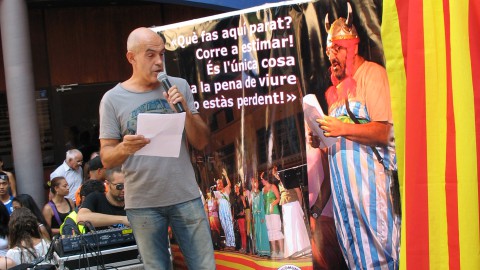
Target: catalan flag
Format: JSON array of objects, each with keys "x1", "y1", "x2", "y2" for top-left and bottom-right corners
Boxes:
[{"x1": 382, "y1": 0, "x2": 480, "y2": 269}]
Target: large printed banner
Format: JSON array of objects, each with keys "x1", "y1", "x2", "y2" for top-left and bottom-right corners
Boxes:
[
  {"x1": 151, "y1": 0, "x2": 480, "y2": 269},
  {"x1": 152, "y1": 0, "x2": 388, "y2": 269}
]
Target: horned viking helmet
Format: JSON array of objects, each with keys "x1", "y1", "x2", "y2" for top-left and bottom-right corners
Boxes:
[{"x1": 325, "y1": 2, "x2": 359, "y2": 45}]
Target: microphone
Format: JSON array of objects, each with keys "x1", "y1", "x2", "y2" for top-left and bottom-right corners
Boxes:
[{"x1": 157, "y1": 72, "x2": 185, "y2": 113}]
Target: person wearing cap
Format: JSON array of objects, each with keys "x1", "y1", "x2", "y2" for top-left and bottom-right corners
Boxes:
[
  {"x1": 74, "y1": 156, "x2": 107, "y2": 206},
  {"x1": 0, "y1": 172, "x2": 14, "y2": 215},
  {"x1": 82, "y1": 151, "x2": 99, "y2": 182},
  {"x1": 77, "y1": 167, "x2": 129, "y2": 230},
  {"x1": 309, "y1": 4, "x2": 400, "y2": 269},
  {"x1": 0, "y1": 157, "x2": 16, "y2": 197}
]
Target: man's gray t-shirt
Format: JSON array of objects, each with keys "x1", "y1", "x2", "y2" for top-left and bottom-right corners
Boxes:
[{"x1": 99, "y1": 76, "x2": 200, "y2": 209}]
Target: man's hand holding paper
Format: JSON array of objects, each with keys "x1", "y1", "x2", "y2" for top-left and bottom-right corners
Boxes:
[
  {"x1": 122, "y1": 135, "x2": 150, "y2": 156},
  {"x1": 317, "y1": 116, "x2": 345, "y2": 138}
]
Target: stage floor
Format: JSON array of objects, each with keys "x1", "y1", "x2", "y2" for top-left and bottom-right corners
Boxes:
[{"x1": 171, "y1": 245, "x2": 313, "y2": 270}]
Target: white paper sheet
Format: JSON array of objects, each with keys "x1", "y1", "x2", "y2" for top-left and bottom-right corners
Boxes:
[
  {"x1": 303, "y1": 94, "x2": 338, "y2": 148},
  {"x1": 134, "y1": 113, "x2": 186, "y2": 157}
]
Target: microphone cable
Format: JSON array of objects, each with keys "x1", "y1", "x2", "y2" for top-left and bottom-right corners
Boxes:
[{"x1": 77, "y1": 221, "x2": 102, "y2": 269}]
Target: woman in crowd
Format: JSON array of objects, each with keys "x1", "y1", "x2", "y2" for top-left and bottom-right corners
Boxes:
[
  {"x1": 213, "y1": 168, "x2": 235, "y2": 251},
  {"x1": 5, "y1": 208, "x2": 51, "y2": 266},
  {"x1": 42, "y1": 176, "x2": 75, "y2": 235},
  {"x1": 233, "y1": 183, "x2": 247, "y2": 253},
  {"x1": 261, "y1": 172, "x2": 284, "y2": 259},
  {"x1": 274, "y1": 166, "x2": 311, "y2": 258},
  {"x1": 250, "y1": 176, "x2": 270, "y2": 257},
  {"x1": 205, "y1": 188, "x2": 222, "y2": 250},
  {"x1": 0, "y1": 204, "x2": 9, "y2": 256},
  {"x1": 12, "y1": 194, "x2": 51, "y2": 240}
]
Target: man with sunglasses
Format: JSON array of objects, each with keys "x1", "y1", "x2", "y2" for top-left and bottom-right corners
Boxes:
[{"x1": 77, "y1": 167, "x2": 129, "y2": 230}]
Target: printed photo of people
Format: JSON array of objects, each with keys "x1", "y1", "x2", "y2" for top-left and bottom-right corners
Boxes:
[{"x1": 152, "y1": 0, "x2": 400, "y2": 268}]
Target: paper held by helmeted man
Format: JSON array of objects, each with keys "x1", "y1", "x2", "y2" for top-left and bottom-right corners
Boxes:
[{"x1": 303, "y1": 94, "x2": 338, "y2": 148}]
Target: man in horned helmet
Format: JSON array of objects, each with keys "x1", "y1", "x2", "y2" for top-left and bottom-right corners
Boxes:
[{"x1": 309, "y1": 3, "x2": 401, "y2": 269}]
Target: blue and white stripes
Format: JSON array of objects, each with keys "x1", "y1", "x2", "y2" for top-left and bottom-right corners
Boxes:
[{"x1": 328, "y1": 101, "x2": 401, "y2": 270}]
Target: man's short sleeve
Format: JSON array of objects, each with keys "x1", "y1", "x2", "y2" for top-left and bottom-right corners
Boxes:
[
  {"x1": 99, "y1": 90, "x2": 122, "y2": 140},
  {"x1": 355, "y1": 62, "x2": 393, "y2": 123}
]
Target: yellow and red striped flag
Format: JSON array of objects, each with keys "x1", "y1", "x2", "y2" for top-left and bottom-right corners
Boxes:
[{"x1": 383, "y1": 0, "x2": 480, "y2": 269}]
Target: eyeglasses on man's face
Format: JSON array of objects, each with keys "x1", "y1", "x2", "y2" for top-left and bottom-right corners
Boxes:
[
  {"x1": 110, "y1": 183, "x2": 124, "y2": 190},
  {"x1": 326, "y1": 44, "x2": 346, "y2": 56}
]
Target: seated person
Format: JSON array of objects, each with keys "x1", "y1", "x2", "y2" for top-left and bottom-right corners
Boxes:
[
  {"x1": 4, "y1": 208, "x2": 52, "y2": 267},
  {"x1": 61, "y1": 179, "x2": 106, "y2": 235},
  {"x1": 13, "y1": 194, "x2": 52, "y2": 240},
  {"x1": 77, "y1": 167, "x2": 129, "y2": 230}
]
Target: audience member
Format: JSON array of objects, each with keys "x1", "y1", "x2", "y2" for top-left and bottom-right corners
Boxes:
[
  {"x1": 75, "y1": 156, "x2": 106, "y2": 207},
  {"x1": 12, "y1": 194, "x2": 52, "y2": 241},
  {"x1": 82, "y1": 151, "x2": 100, "y2": 183},
  {"x1": 0, "y1": 173, "x2": 13, "y2": 215},
  {"x1": 77, "y1": 167, "x2": 129, "y2": 230},
  {"x1": 85, "y1": 156, "x2": 105, "y2": 182},
  {"x1": 42, "y1": 177, "x2": 75, "y2": 235},
  {"x1": 0, "y1": 203, "x2": 9, "y2": 256},
  {"x1": 0, "y1": 158, "x2": 16, "y2": 197},
  {"x1": 50, "y1": 149, "x2": 83, "y2": 204},
  {"x1": 78, "y1": 180, "x2": 106, "y2": 208},
  {"x1": 60, "y1": 180, "x2": 106, "y2": 235},
  {"x1": 5, "y1": 208, "x2": 52, "y2": 267}
]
